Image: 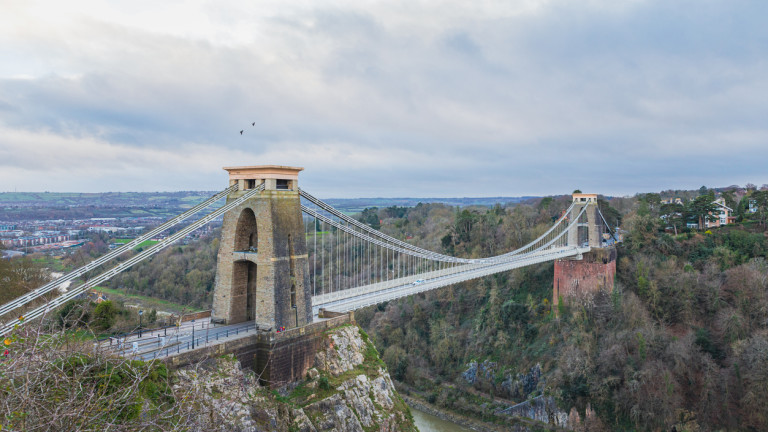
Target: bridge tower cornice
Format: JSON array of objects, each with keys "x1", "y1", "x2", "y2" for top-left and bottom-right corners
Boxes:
[{"x1": 223, "y1": 165, "x2": 304, "y2": 193}]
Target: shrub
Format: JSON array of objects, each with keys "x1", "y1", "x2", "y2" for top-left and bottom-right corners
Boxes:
[
  {"x1": 57, "y1": 300, "x2": 92, "y2": 329},
  {"x1": 93, "y1": 300, "x2": 119, "y2": 331},
  {"x1": 318, "y1": 376, "x2": 331, "y2": 391},
  {"x1": 694, "y1": 327, "x2": 723, "y2": 360}
]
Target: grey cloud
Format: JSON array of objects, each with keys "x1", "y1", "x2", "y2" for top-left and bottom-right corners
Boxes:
[
  {"x1": 442, "y1": 32, "x2": 482, "y2": 57},
  {"x1": 1, "y1": 0, "x2": 767, "y2": 196}
]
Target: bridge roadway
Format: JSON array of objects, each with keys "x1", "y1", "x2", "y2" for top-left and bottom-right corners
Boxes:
[
  {"x1": 108, "y1": 246, "x2": 588, "y2": 360},
  {"x1": 311, "y1": 245, "x2": 590, "y2": 316}
]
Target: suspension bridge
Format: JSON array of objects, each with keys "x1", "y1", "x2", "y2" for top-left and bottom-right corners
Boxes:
[{"x1": 0, "y1": 165, "x2": 617, "y2": 363}]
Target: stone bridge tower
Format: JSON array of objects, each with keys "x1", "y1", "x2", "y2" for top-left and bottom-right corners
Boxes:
[
  {"x1": 554, "y1": 193, "x2": 617, "y2": 309},
  {"x1": 567, "y1": 193, "x2": 602, "y2": 249},
  {"x1": 211, "y1": 165, "x2": 312, "y2": 329}
]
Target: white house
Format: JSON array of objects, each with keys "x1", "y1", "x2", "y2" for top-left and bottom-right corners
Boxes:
[{"x1": 747, "y1": 199, "x2": 757, "y2": 214}]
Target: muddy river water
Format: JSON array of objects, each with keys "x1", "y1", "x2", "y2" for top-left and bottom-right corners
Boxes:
[{"x1": 411, "y1": 406, "x2": 473, "y2": 431}]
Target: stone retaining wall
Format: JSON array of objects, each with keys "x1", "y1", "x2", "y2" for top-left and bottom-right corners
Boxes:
[
  {"x1": 165, "y1": 312, "x2": 355, "y2": 389},
  {"x1": 180, "y1": 310, "x2": 212, "y2": 323}
]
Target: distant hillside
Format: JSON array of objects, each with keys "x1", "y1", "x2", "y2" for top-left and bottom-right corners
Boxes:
[
  {"x1": 0, "y1": 191, "x2": 218, "y2": 221},
  {"x1": 0, "y1": 192, "x2": 537, "y2": 220},
  {"x1": 322, "y1": 196, "x2": 537, "y2": 213},
  {"x1": 0, "y1": 191, "x2": 216, "y2": 208}
]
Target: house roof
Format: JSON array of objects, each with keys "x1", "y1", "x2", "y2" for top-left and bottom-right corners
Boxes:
[{"x1": 712, "y1": 200, "x2": 733, "y2": 212}]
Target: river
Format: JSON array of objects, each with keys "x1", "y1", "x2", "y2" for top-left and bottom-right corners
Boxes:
[{"x1": 411, "y1": 406, "x2": 473, "y2": 432}]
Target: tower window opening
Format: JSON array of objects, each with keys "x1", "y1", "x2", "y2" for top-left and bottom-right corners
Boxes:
[
  {"x1": 276, "y1": 179, "x2": 290, "y2": 190},
  {"x1": 246, "y1": 179, "x2": 256, "y2": 189},
  {"x1": 288, "y1": 234, "x2": 295, "y2": 276}
]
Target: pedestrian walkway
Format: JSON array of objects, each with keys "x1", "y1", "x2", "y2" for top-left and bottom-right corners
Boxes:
[{"x1": 100, "y1": 319, "x2": 260, "y2": 361}]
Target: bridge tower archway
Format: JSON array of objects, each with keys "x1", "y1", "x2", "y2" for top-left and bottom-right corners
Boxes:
[
  {"x1": 234, "y1": 208, "x2": 258, "y2": 252},
  {"x1": 229, "y1": 208, "x2": 259, "y2": 321},
  {"x1": 212, "y1": 165, "x2": 312, "y2": 329},
  {"x1": 231, "y1": 260, "x2": 257, "y2": 321}
]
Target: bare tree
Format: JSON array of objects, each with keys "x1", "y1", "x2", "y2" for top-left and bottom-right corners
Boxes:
[{"x1": 0, "y1": 317, "x2": 211, "y2": 431}]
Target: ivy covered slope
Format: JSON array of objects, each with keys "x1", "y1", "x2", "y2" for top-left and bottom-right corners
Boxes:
[
  {"x1": 0, "y1": 328, "x2": 188, "y2": 431},
  {"x1": 0, "y1": 324, "x2": 414, "y2": 431},
  {"x1": 174, "y1": 324, "x2": 416, "y2": 432}
]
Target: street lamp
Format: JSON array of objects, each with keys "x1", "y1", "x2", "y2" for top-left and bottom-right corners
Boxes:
[
  {"x1": 191, "y1": 320, "x2": 195, "y2": 350},
  {"x1": 138, "y1": 310, "x2": 144, "y2": 338}
]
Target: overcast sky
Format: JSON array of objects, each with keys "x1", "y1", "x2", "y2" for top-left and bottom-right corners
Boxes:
[{"x1": 1, "y1": 0, "x2": 766, "y2": 198}]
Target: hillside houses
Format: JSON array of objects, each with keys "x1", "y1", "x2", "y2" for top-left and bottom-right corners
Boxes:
[
  {"x1": 705, "y1": 197, "x2": 736, "y2": 228},
  {"x1": 661, "y1": 197, "x2": 684, "y2": 205},
  {"x1": 661, "y1": 189, "x2": 768, "y2": 230},
  {"x1": 662, "y1": 196, "x2": 736, "y2": 230}
]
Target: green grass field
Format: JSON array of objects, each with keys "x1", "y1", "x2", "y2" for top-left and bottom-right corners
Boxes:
[
  {"x1": 113, "y1": 239, "x2": 160, "y2": 249},
  {"x1": 32, "y1": 256, "x2": 67, "y2": 272},
  {"x1": 306, "y1": 231, "x2": 331, "y2": 239},
  {"x1": 94, "y1": 286, "x2": 203, "y2": 313}
]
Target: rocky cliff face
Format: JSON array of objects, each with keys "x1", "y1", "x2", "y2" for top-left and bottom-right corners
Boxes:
[{"x1": 174, "y1": 325, "x2": 416, "y2": 432}]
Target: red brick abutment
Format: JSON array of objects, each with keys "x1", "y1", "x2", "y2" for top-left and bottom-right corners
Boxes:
[{"x1": 553, "y1": 247, "x2": 616, "y2": 308}]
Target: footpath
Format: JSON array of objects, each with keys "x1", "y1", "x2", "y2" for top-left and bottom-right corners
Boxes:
[{"x1": 98, "y1": 319, "x2": 259, "y2": 360}]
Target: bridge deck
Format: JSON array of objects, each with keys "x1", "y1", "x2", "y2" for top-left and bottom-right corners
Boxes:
[
  {"x1": 116, "y1": 246, "x2": 589, "y2": 360},
  {"x1": 312, "y1": 246, "x2": 589, "y2": 315}
]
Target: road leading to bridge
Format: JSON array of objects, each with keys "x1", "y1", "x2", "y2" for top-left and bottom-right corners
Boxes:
[{"x1": 102, "y1": 319, "x2": 258, "y2": 361}]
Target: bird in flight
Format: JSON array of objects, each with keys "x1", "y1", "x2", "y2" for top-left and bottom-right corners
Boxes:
[
  {"x1": 252, "y1": 122, "x2": 255, "y2": 126},
  {"x1": 240, "y1": 130, "x2": 244, "y2": 135}
]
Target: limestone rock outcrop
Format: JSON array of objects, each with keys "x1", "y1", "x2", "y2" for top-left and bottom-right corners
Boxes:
[
  {"x1": 173, "y1": 325, "x2": 415, "y2": 432},
  {"x1": 314, "y1": 325, "x2": 365, "y2": 376}
]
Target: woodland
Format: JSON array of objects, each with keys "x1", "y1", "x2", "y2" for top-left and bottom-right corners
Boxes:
[
  {"x1": 356, "y1": 190, "x2": 768, "y2": 431},
  {"x1": 2, "y1": 186, "x2": 768, "y2": 430}
]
